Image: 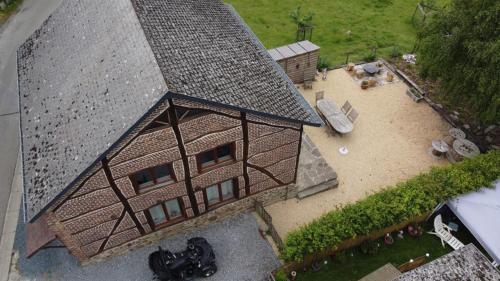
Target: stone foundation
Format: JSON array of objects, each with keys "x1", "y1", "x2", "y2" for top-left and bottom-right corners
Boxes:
[{"x1": 84, "y1": 183, "x2": 297, "y2": 265}]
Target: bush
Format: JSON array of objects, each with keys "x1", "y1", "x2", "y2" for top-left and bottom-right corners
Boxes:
[
  {"x1": 281, "y1": 151, "x2": 500, "y2": 261},
  {"x1": 316, "y1": 56, "x2": 330, "y2": 70},
  {"x1": 362, "y1": 52, "x2": 376, "y2": 62},
  {"x1": 390, "y1": 46, "x2": 401, "y2": 59},
  {"x1": 274, "y1": 269, "x2": 288, "y2": 281}
]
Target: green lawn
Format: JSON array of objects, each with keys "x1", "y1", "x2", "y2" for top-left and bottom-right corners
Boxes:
[
  {"x1": 294, "y1": 223, "x2": 476, "y2": 281},
  {"x1": 226, "y1": 0, "x2": 447, "y2": 66}
]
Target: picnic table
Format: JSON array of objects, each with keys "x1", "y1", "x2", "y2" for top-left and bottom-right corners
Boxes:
[{"x1": 316, "y1": 99, "x2": 354, "y2": 134}]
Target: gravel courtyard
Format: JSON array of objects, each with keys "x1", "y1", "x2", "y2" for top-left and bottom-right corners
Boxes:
[
  {"x1": 267, "y1": 68, "x2": 450, "y2": 236},
  {"x1": 9, "y1": 212, "x2": 280, "y2": 281}
]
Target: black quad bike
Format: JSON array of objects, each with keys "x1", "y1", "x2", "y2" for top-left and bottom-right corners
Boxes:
[{"x1": 149, "y1": 237, "x2": 217, "y2": 281}]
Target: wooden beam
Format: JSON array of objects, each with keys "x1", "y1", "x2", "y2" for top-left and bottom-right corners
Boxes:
[{"x1": 167, "y1": 99, "x2": 200, "y2": 215}]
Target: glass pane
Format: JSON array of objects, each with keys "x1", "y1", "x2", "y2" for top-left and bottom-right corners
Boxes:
[
  {"x1": 206, "y1": 185, "x2": 220, "y2": 205},
  {"x1": 221, "y1": 180, "x2": 234, "y2": 200},
  {"x1": 134, "y1": 170, "x2": 153, "y2": 189},
  {"x1": 155, "y1": 165, "x2": 172, "y2": 183},
  {"x1": 165, "y1": 199, "x2": 182, "y2": 218},
  {"x1": 217, "y1": 145, "x2": 232, "y2": 161},
  {"x1": 149, "y1": 205, "x2": 166, "y2": 225},
  {"x1": 199, "y1": 151, "x2": 216, "y2": 167}
]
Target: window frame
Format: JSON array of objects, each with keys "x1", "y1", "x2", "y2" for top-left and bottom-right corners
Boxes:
[
  {"x1": 202, "y1": 178, "x2": 238, "y2": 209},
  {"x1": 130, "y1": 163, "x2": 176, "y2": 193},
  {"x1": 196, "y1": 142, "x2": 236, "y2": 172},
  {"x1": 145, "y1": 198, "x2": 185, "y2": 230}
]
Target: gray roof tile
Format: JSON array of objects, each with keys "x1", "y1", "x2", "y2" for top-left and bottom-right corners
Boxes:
[
  {"x1": 131, "y1": 0, "x2": 320, "y2": 125},
  {"x1": 18, "y1": 0, "x2": 321, "y2": 221},
  {"x1": 394, "y1": 244, "x2": 500, "y2": 280},
  {"x1": 18, "y1": 0, "x2": 167, "y2": 221}
]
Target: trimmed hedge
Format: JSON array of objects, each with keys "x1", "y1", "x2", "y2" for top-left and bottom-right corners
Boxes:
[{"x1": 282, "y1": 150, "x2": 500, "y2": 261}]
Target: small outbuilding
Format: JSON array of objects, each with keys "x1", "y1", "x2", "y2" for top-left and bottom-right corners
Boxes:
[{"x1": 268, "y1": 40, "x2": 320, "y2": 84}]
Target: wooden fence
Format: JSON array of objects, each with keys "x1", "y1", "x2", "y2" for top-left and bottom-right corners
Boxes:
[{"x1": 254, "y1": 200, "x2": 285, "y2": 251}]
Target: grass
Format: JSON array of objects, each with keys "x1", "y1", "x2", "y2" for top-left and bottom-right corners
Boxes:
[
  {"x1": 0, "y1": 0, "x2": 23, "y2": 23},
  {"x1": 226, "y1": 0, "x2": 448, "y2": 66},
  {"x1": 294, "y1": 223, "x2": 476, "y2": 281}
]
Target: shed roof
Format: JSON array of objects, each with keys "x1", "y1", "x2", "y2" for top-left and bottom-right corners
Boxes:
[
  {"x1": 268, "y1": 40, "x2": 320, "y2": 61},
  {"x1": 18, "y1": 0, "x2": 321, "y2": 221}
]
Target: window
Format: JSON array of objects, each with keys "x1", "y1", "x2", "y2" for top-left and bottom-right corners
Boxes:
[
  {"x1": 131, "y1": 163, "x2": 174, "y2": 192},
  {"x1": 204, "y1": 179, "x2": 236, "y2": 207},
  {"x1": 147, "y1": 198, "x2": 184, "y2": 228},
  {"x1": 197, "y1": 143, "x2": 235, "y2": 171}
]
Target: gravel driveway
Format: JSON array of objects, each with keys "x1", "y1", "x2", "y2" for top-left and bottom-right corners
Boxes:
[{"x1": 11, "y1": 212, "x2": 280, "y2": 281}]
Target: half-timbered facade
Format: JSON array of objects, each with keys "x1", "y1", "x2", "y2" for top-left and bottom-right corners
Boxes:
[{"x1": 18, "y1": 0, "x2": 321, "y2": 263}]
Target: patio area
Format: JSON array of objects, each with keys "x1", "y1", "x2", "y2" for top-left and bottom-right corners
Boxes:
[{"x1": 267, "y1": 68, "x2": 451, "y2": 236}]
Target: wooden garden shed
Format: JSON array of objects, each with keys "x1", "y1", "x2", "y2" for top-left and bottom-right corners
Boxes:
[{"x1": 268, "y1": 40, "x2": 320, "y2": 84}]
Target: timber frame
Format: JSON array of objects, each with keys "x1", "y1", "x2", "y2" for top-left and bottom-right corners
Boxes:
[{"x1": 38, "y1": 96, "x2": 304, "y2": 262}]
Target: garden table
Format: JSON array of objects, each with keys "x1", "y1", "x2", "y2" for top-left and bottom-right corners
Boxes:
[
  {"x1": 363, "y1": 63, "x2": 378, "y2": 76},
  {"x1": 317, "y1": 99, "x2": 353, "y2": 134}
]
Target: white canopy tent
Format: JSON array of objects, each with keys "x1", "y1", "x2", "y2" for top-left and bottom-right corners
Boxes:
[{"x1": 446, "y1": 180, "x2": 500, "y2": 265}]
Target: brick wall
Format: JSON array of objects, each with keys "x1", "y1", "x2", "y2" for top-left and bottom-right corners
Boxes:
[
  {"x1": 41, "y1": 99, "x2": 302, "y2": 263},
  {"x1": 86, "y1": 182, "x2": 298, "y2": 265}
]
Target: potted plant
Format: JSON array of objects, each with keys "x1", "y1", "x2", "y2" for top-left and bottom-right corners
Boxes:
[{"x1": 361, "y1": 80, "x2": 369, "y2": 89}]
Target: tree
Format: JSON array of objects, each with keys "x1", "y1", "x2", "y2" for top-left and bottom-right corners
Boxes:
[
  {"x1": 289, "y1": 6, "x2": 314, "y2": 41},
  {"x1": 418, "y1": 0, "x2": 499, "y2": 125}
]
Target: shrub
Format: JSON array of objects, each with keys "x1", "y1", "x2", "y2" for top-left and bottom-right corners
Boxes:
[
  {"x1": 390, "y1": 46, "x2": 401, "y2": 58},
  {"x1": 362, "y1": 52, "x2": 376, "y2": 62},
  {"x1": 281, "y1": 150, "x2": 500, "y2": 261},
  {"x1": 316, "y1": 56, "x2": 330, "y2": 70},
  {"x1": 274, "y1": 269, "x2": 288, "y2": 281}
]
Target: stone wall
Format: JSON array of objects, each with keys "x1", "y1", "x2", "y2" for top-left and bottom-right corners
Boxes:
[{"x1": 40, "y1": 99, "x2": 303, "y2": 263}]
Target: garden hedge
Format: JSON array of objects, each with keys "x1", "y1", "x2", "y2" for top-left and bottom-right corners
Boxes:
[{"x1": 282, "y1": 150, "x2": 500, "y2": 261}]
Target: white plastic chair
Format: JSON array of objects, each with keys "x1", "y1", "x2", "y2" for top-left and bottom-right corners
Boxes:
[{"x1": 428, "y1": 214, "x2": 464, "y2": 250}]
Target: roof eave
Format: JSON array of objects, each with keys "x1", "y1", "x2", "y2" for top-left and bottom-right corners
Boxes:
[{"x1": 166, "y1": 92, "x2": 323, "y2": 127}]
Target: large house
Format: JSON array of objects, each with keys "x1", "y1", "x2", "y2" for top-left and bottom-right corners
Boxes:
[{"x1": 18, "y1": 0, "x2": 321, "y2": 263}]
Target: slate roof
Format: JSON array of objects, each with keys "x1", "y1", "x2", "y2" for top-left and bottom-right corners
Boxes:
[
  {"x1": 131, "y1": 0, "x2": 320, "y2": 124},
  {"x1": 18, "y1": 0, "x2": 321, "y2": 221},
  {"x1": 394, "y1": 244, "x2": 500, "y2": 281}
]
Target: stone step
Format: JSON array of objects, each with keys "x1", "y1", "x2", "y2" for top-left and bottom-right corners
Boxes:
[{"x1": 297, "y1": 179, "x2": 339, "y2": 199}]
